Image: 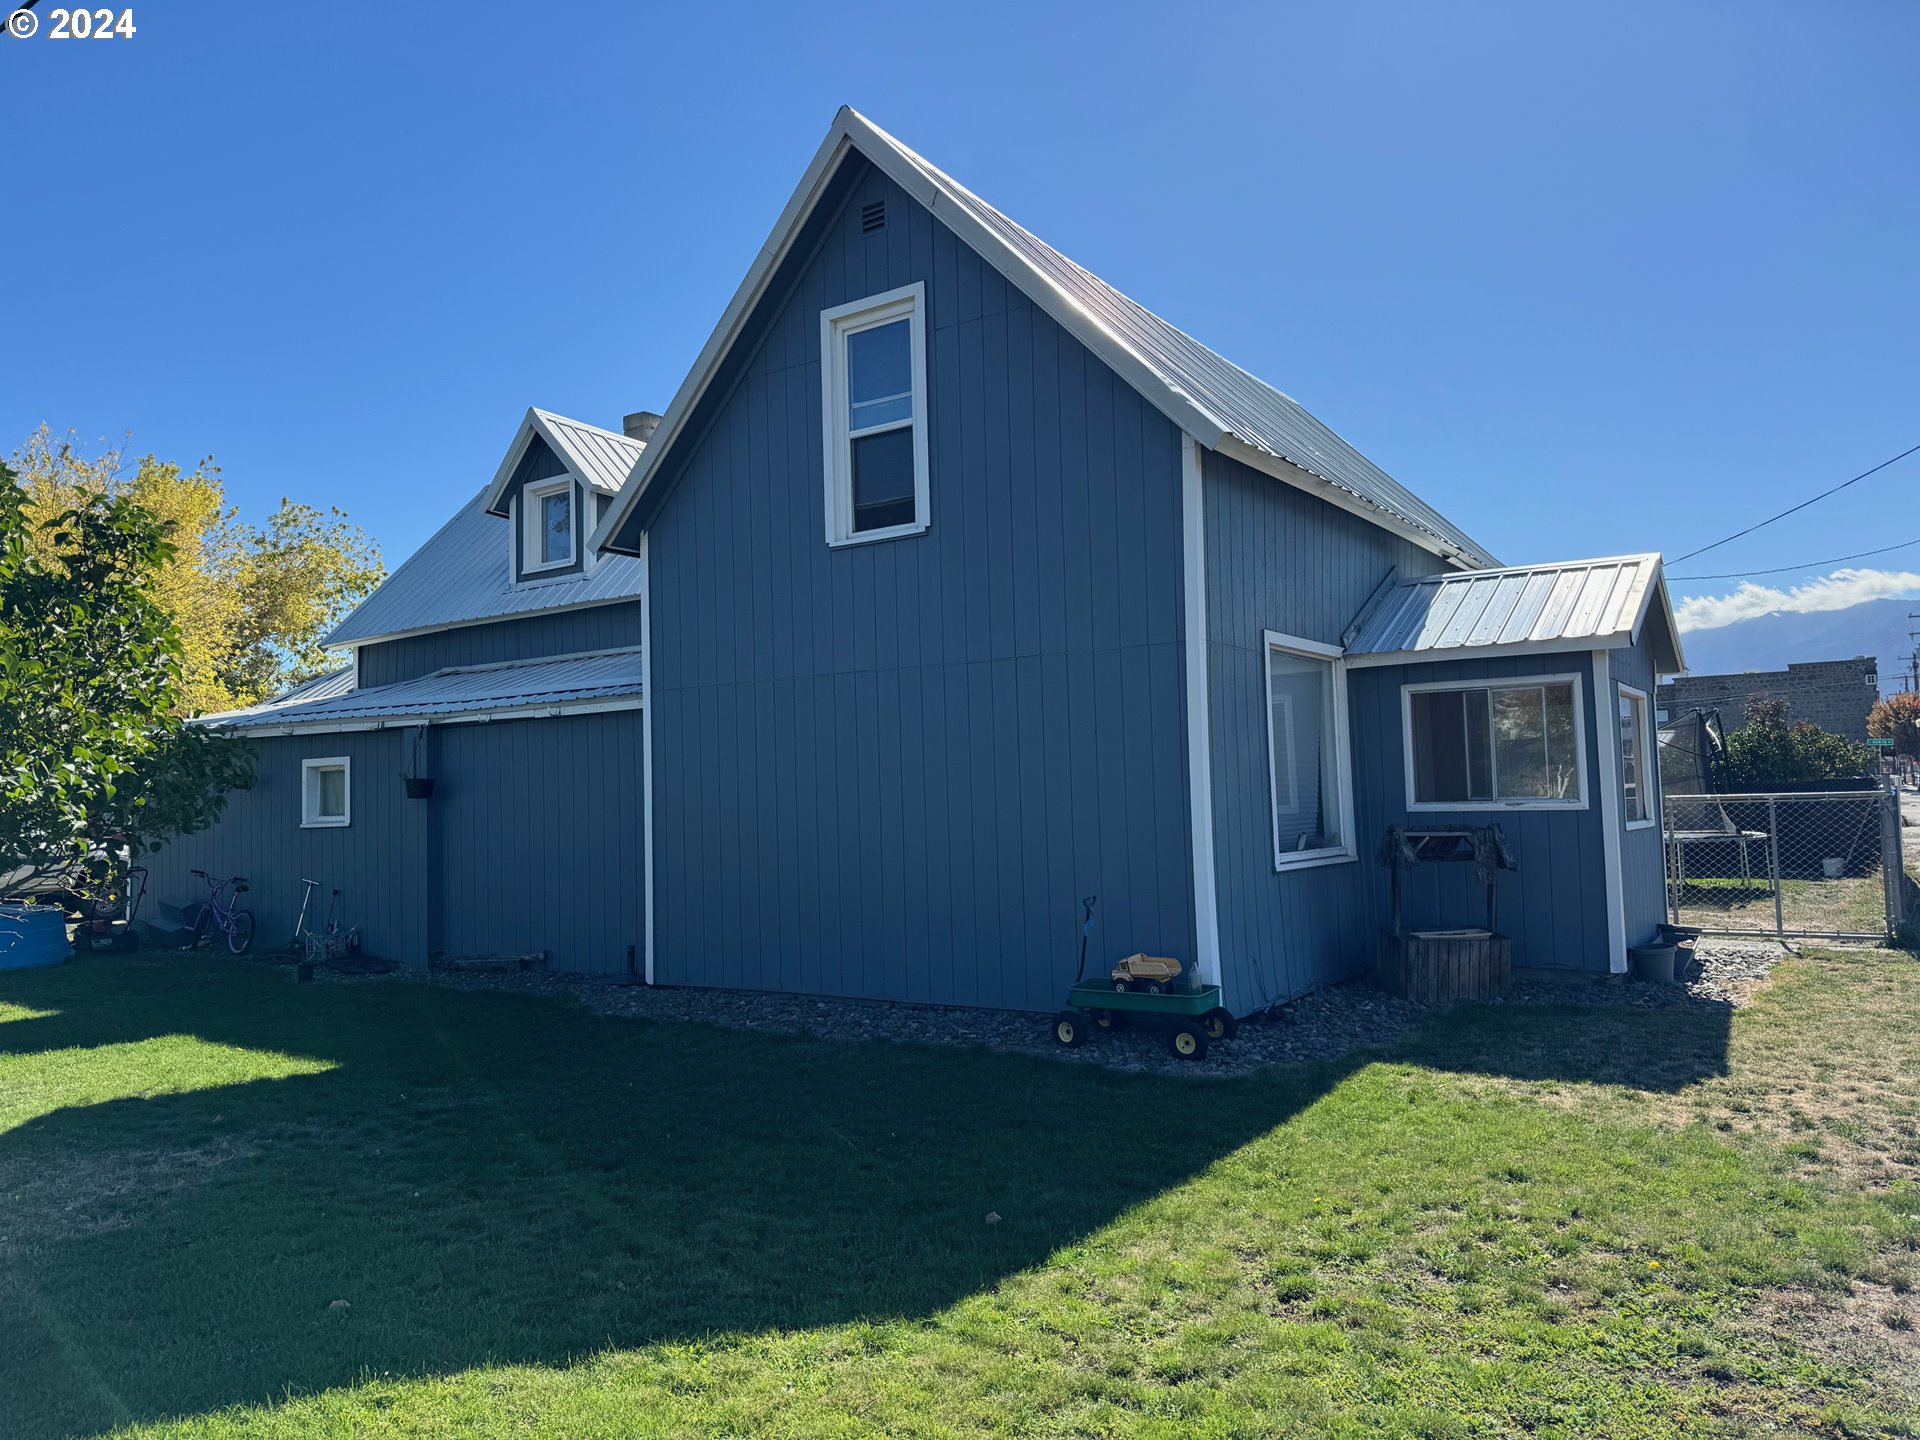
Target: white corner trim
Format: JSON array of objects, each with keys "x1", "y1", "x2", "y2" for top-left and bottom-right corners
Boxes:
[
  {"x1": 639, "y1": 530, "x2": 656, "y2": 987},
  {"x1": 1181, "y1": 436, "x2": 1223, "y2": 995},
  {"x1": 1592, "y1": 649, "x2": 1629, "y2": 974}
]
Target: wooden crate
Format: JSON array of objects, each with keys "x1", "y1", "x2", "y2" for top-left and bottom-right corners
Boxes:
[{"x1": 1377, "y1": 929, "x2": 1512, "y2": 1003}]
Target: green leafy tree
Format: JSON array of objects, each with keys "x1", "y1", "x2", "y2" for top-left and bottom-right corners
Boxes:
[
  {"x1": 0, "y1": 464, "x2": 255, "y2": 884},
  {"x1": 1867, "y1": 691, "x2": 1920, "y2": 761},
  {"x1": 12, "y1": 427, "x2": 383, "y2": 712},
  {"x1": 1719, "y1": 695, "x2": 1875, "y2": 789}
]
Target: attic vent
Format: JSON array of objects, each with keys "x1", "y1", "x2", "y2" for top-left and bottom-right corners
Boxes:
[{"x1": 861, "y1": 199, "x2": 886, "y2": 234}]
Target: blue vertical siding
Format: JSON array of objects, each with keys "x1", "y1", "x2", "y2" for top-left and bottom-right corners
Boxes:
[
  {"x1": 1200, "y1": 448, "x2": 1448, "y2": 1011},
  {"x1": 1608, "y1": 637, "x2": 1669, "y2": 947},
  {"x1": 143, "y1": 730, "x2": 428, "y2": 963},
  {"x1": 645, "y1": 155, "x2": 1194, "y2": 1011},
  {"x1": 144, "y1": 712, "x2": 646, "y2": 975},
  {"x1": 1348, "y1": 653, "x2": 1612, "y2": 975},
  {"x1": 358, "y1": 601, "x2": 645, "y2": 686}
]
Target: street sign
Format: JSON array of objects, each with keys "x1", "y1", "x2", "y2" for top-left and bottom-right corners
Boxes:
[{"x1": 1867, "y1": 737, "x2": 1895, "y2": 747}]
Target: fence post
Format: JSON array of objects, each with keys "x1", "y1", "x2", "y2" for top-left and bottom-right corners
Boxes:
[
  {"x1": 1886, "y1": 781, "x2": 1907, "y2": 943},
  {"x1": 1768, "y1": 796, "x2": 1784, "y2": 936}
]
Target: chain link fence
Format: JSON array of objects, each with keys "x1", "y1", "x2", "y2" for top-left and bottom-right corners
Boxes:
[{"x1": 1664, "y1": 786, "x2": 1907, "y2": 941}]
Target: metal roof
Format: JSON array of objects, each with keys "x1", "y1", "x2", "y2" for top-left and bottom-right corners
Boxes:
[
  {"x1": 537, "y1": 409, "x2": 645, "y2": 495},
  {"x1": 1343, "y1": 553, "x2": 1683, "y2": 670},
  {"x1": 325, "y1": 486, "x2": 646, "y2": 647},
  {"x1": 205, "y1": 648, "x2": 645, "y2": 732},
  {"x1": 593, "y1": 107, "x2": 1497, "y2": 570}
]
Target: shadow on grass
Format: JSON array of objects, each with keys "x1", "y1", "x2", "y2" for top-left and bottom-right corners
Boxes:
[{"x1": 0, "y1": 956, "x2": 1730, "y2": 1438}]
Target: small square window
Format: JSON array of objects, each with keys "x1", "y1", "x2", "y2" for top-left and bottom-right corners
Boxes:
[
  {"x1": 302, "y1": 757, "x2": 351, "y2": 828},
  {"x1": 821, "y1": 283, "x2": 929, "y2": 546}
]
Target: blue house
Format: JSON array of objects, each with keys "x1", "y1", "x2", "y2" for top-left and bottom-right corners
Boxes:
[{"x1": 153, "y1": 108, "x2": 1685, "y2": 1015}]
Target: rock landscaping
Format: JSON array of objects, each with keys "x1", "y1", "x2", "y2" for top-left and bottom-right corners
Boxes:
[{"x1": 391, "y1": 937, "x2": 1794, "y2": 1078}]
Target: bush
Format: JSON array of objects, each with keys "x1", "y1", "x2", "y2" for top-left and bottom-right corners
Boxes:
[{"x1": 1719, "y1": 696, "x2": 1874, "y2": 790}]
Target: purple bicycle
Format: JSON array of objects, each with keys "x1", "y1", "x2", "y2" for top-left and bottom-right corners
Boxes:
[{"x1": 188, "y1": 869, "x2": 255, "y2": 955}]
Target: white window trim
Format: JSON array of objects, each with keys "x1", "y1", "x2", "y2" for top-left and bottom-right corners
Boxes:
[
  {"x1": 1617, "y1": 682, "x2": 1657, "y2": 830},
  {"x1": 520, "y1": 476, "x2": 578, "y2": 576},
  {"x1": 1264, "y1": 630, "x2": 1356, "y2": 872},
  {"x1": 1400, "y1": 673, "x2": 1590, "y2": 812},
  {"x1": 301, "y1": 756, "x2": 351, "y2": 829},
  {"x1": 820, "y1": 281, "x2": 930, "y2": 548}
]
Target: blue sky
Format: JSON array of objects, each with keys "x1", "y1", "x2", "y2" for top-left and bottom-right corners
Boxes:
[{"x1": 3, "y1": 0, "x2": 1916, "y2": 631}]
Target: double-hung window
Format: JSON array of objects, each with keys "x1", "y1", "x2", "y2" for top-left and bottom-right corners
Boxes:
[
  {"x1": 1618, "y1": 684, "x2": 1654, "y2": 827},
  {"x1": 301, "y1": 757, "x2": 351, "y2": 828},
  {"x1": 821, "y1": 282, "x2": 929, "y2": 545},
  {"x1": 1403, "y1": 676, "x2": 1586, "y2": 809},
  {"x1": 1265, "y1": 632, "x2": 1355, "y2": 870},
  {"x1": 523, "y1": 477, "x2": 575, "y2": 574}
]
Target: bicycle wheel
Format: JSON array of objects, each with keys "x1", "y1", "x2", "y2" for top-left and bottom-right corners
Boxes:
[{"x1": 228, "y1": 909, "x2": 256, "y2": 955}]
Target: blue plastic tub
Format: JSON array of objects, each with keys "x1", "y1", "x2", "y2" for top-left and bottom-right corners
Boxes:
[{"x1": 0, "y1": 905, "x2": 71, "y2": 970}]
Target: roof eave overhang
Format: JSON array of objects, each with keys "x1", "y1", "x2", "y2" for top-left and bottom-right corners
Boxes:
[
  {"x1": 204, "y1": 692, "x2": 646, "y2": 737},
  {"x1": 1343, "y1": 632, "x2": 1634, "y2": 670},
  {"x1": 1627, "y1": 558, "x2": 1687, "y2": 676},
  {"x1": 1214, "y1": 437, "x2": 1495, "y2": 571}
]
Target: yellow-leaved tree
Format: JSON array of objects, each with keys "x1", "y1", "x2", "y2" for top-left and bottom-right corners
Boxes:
[{"x1": 12, "y1": 426, "x2": 384, "y2": 715}]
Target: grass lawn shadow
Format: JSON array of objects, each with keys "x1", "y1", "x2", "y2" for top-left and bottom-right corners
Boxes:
[{"x1": 0, "y1": 955, "x2": 1733, "y2": 1438}]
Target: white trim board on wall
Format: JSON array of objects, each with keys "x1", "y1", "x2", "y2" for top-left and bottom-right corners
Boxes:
[
  {"x1": 1592, "y1": 649, "x2": 1629, "y2": 974},
  {"x1": 1181, "y1": 435, "x2": 1223, "y2": 993}
]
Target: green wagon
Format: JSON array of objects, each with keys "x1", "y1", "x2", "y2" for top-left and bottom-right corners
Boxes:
[{"x1": 1051, "y1": 979, "x2": 1237, "y2": 1061}]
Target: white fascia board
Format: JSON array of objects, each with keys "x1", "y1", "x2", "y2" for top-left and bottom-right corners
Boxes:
[
  {"x1": 1343, "y1": 633, "x2": 1632, "y2": 670},
  {"x1": 333, "y1": 593, "x2": 641, "y2": 651},
  {"x1": 1215, "y1": 437, "x2": 1487, "y2": 572},
  {"x1": 222, "y1": 694, "x2": 645, "y2": 737}
]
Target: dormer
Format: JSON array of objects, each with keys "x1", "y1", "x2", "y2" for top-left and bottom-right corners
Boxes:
[{"x1": 483, "y1": 408, "x2": 650, "y2": 586}]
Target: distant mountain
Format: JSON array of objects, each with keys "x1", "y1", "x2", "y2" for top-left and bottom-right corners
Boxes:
[{"x1": 1678, "y1": 596, "x2": 1917, "y2": 694}]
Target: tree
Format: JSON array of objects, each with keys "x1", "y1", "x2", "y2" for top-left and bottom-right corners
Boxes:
[
  {"x1": 1, "y1": 464, "x2": 255, "y2": 881},
  {"x1": 1868, "y1": 691, "x2": 1920, "y2": 760},
  {"x1": 1719, "y1": 694, "x2": 1875, "y2": 789},
  {"x1": 11, "y1": 427, "x2": 383, "y2": 713}
]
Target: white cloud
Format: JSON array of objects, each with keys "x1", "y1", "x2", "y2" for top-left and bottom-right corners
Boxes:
[{"x1": 1674, "y1": 567, "x2": 1920, "y2": 632}]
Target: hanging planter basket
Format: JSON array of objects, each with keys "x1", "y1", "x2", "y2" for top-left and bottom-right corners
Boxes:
[{"x1": 403, "y1": 777, "x2": 436, "y2": 800}]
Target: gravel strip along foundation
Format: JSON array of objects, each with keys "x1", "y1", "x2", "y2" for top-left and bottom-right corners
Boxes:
[{"x1": 357, "y1": 939, "x2": 1795, "y2": 1079}]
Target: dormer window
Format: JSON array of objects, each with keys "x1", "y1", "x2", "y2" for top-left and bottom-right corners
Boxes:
[{"x1": 523, "y1": 477, "x2": 575, "y2": 574}]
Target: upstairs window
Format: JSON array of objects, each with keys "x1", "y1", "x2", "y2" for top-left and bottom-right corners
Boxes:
[
  {"x1": 1404, "y1": 676, "x2": 1586, "y2": 809},
  {"x1": 523, "y1": 477, "x2": 575, "y2": 574},
  {"x1": 821, "y1": 282, "x2": 929, "y2": 546}
]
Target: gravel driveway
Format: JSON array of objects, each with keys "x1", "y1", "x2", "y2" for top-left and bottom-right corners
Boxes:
[{"x1": 401, "y1": 939, "x2": 1791, "y2": 1079}]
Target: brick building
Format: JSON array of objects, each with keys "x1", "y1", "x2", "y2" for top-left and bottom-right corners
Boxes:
[{"x1": 1656, "y1": 656, "x2": 1881, "y2": 740}]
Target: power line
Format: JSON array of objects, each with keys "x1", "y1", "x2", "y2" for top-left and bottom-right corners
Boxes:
[
  {"x1": 1667, "y1": 536, "x2": 1920, "y2": 581},
  {"x1": 1670, "y1": 441, "x2": 1920, "y2": 564}
]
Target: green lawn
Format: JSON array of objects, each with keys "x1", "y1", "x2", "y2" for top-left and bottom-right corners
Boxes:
[{"x1": 2, "y1": 953, "x2": 1917, "y2": 1438}]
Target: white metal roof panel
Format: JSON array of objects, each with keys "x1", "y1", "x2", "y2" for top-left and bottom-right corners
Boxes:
[
  {"x1": 325, "y1": 487, "x2": 646, "y2": 647},
  {"x1": 538, "y1": 410, "x2": 645, "y2": 495},
  {"x1": 1344, "y1": 554, "x2": 1677, "y2": 667},
  {"x1": 205, "y1": 649, "x2": 645, "y2": 731}
]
